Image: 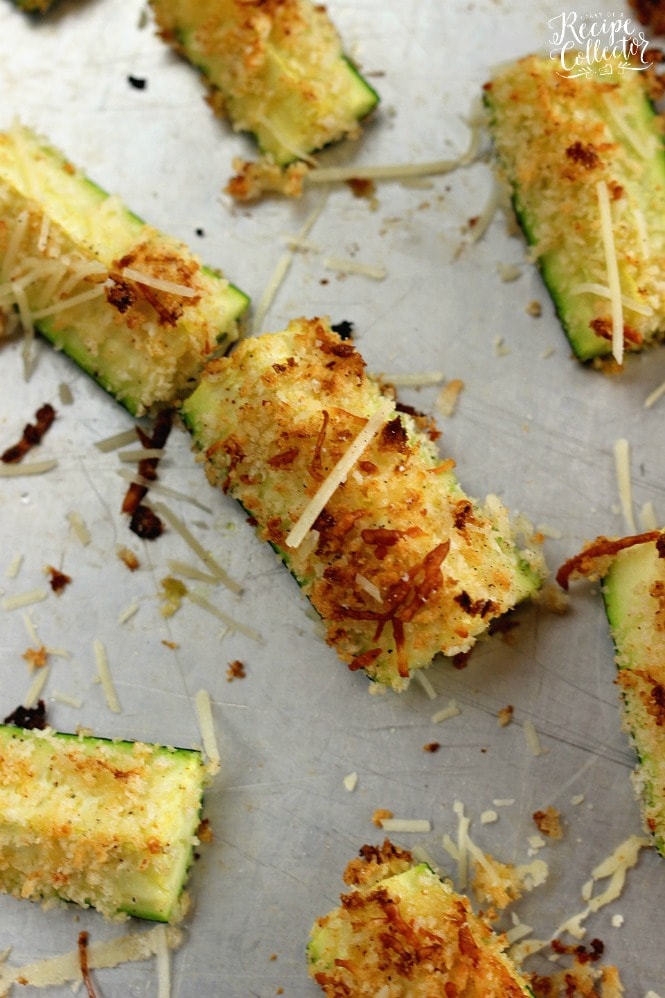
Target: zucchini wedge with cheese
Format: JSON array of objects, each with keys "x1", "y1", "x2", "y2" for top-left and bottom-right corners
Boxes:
[
  {"x1": 0, "y1": 724, "x2": 208, "y2": 922},
  {"x1": 181, "y1": 317, "x2": 546, "y2": 691},
  {"x1": 557, "y1": 530, "x2": 665, "y2": 854},
  {"x1": 307, "y1": 841, "x2": 534, "y2": 996},
  {"x1": 484, "y1": 54, "x2": 665, "y2": 366},
  {"x1": 150, "y1": 0, "x2": 379, "y2": 168},
  {"x1": 0, "y1": 123, "x2": 248, "y2": 416}
]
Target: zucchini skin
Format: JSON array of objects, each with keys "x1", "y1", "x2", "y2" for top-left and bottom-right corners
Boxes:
[
  {"x1": 0, "y1": 724, "x2": 207, "y2": 922},
  {"x1": 602, "y1": 535, "x2": 665, "y2": 854},
  {"x1": 150, "y1": 0, "x2": 379, "y2": 166},
  {"x1": 485, "y1": 54, "x2": 665, "y2": 364},
  {"x1": 181, "y1": 317, "x2": 545, "y2": 690},
  {"x1": 0, "y1": 123, "x2": 249, "y2": 416},
  {"x1": 307, "y1": 845, "x2": 534, "y2": 996}
]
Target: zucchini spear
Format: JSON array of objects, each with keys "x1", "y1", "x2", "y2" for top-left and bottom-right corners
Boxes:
[
  {"x1": 0, "y1": 123, "x2": 248, "y2": 416},
  {"x1": 181, "y1": 317, "x2": 545, "y2": 690},
  {"x1": 0, "y1": 724, "x2": 208, "y2": 921},
  {"x1": 484, "y1": 54, "x2": 665, "y2": 365},
  {"x1": 307, "y1": 841, "x2": 534, "y2": 996},
  {"x1": 558, "y1": 530, "x2": 665, "y2": 854},
  {"x1": 150, "y1": 0, "x2": 379, "y2": 167}
]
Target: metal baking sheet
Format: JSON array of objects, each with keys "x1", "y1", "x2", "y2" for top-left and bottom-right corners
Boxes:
[{"x1": 0, "y1": 1, "x2": 664, "y2": 994}]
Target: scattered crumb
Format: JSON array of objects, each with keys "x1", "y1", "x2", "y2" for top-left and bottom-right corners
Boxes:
[
  {"x1": 423, "y1": 741, "x2": 441, "y2": 753},
  {"x1": 526, "y1": 299, "x2": 542, "y2": 317},
  {"x1": 436, "y1": 378, "x2": 465, "y2": 418},
  {"x1": 269, "y1": 953, "x2": 278, "y2": 961},
  {"x1": 197, "y1": 818, "x2": 213, "y2": 843},
  {"x1": 22, "y1": 645, "x2": 48, "y2": 668},
  {"x1": 45, "y1": 565, "x2": 72, "y2": 595},
  {"x1": 493, "y1": 334, "x2": 511, "y2": 356},
  {"x1": 118, "y1": 546, "x2": 140, "y2": 571},
  {"x1": 480, "y1": 809, "x2": 498, "y2": 824},
  {"x1": 532, "y1": 806, "x2": 563, "y2": 840},
  {"x1": 159, "y1": 577, "x2": 187, "y2": 618},
  {"x1": 497, "y1": 262, "x2": 521, "y2": 282},
  {"x1": 161, "y1": 640, "x2": 178, "y2": 650},
  {"x1": 571, "y1": 794, "x2": 585, "y2": 806},
  {"x1": 226, "y1": 659, "x2": 246, "y2": 682},
  {"x1": 611, "y1": 914, "x2": 624, "y2": 928},
  {"x1": 372, "y1": 808, "x2": 394, "y2": 828},
  {"x1": 343, "y1": 772, "x2": 358, "y2": 792},
  {"x1": 58, "y1": 382, "x2": 74, "y2": 405},
  {"x1": 497, "y1": 704, "x2": 514, "y2": 727}
]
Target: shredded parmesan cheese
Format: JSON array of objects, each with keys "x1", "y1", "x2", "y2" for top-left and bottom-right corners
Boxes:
[
  {"x1": 285, "y1": 399, "x2": 393, "y2": 549},
  {"x1": 94, "y1": 428, "x2": 139, "y2": 453},
  {"x1": 343, "y1": 772, "x2": 358, "y2": 792},
  {"x1": 118, "y1": 472, "x2": 213, "y2": 514},
  {"x1": 155, "y1": 924, "x2": 171, "y2": 998},
  {"x1": 379, "y1": 818, "x2": 432, "y2": 834},
  {"x1": 194, "y1": 689, "x2": 221, "y2": 775},
  {"x1": 323, "y1": 256, "x2": 387, "y2": 281},
  {"x1": 120, "y1": 267, "x2": 198, "y2": 298},
  {"x1": 5, "y1": 553, "x2": 22, "y2": 579},
  {"x1": 596, "y1": 179, "x2": 624, "y2": 365},
  {"x1": 150, "y1": 501, "x2": 243, "y2": 594},
  {"x1": 51, "y1": 690, "x2": 83, "y2": 709},
  {"x1": 638, "y1": 501, "x2": 659, "y2": 532},
  {"x1": 2, "y1": 588, "x2": 48, "y2": 611},
  {"x1": 0, "y1": 458, "x2": 57, "y2": 477},
  {"x1": 413, "y1": 669, "x2": 437, "y2": 701},
  {"x1": 431, "y1": 700, "x2": 460, "y2": 724},
  {"x1": 93, "y1": 638, "x2": 121, "y2": 713},
  {"x1": 524, "y1": 719, "x2": 545, "y2": 756},
  {"x1": 355, "y1": 573, "x2": 382, "y2": 603},
  {"x1": 23, "y1": 664, "x2": 49, "y2": 708},
  {"x1": 0, "y1": 924, "x2": 184, "y2": 991},
  {"x1": 185, "y1": 590, "x2": 262, "y2": 643},
  {"x1": 614, "y1": 437, "x2": 636, "y2": 533},
  {"x1": 66, "y1": 511, "x2": 91, "y2": 546},
  {"x1": 644, "y1": 377, "x2": 665, "y2": 410}
]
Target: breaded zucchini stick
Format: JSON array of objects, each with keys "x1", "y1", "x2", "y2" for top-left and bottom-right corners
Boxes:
[
  {"x1": 485, "y1": 54, "x2": 665, "y2": 366},
  {"x1": 307, "y1": 841, "x2": 534, "y2": 996},
  {"x1": 558, "y1": 530, "x2": 665, "y2": 854},
  {"x1": 0, "y1": 123, "x2": 248, "y2": 415},
  {"x1": 150, "y1": 0, "x2": 379, "y2": 167},
  {"x1": 0, "y1": 724, "x2": 208, "y2": 922},
  {"x1": 181, "y1": 317, "x2": 545, "y2": 690}
]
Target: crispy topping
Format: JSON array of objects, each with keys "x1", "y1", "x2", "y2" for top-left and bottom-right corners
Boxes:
[
  {"x1": 1, "y1": 403, "x2": 55, "y2": 464},
  {"x1": 533, "y1": 806, "x2": 563, "y2": 839},
  {"x1": 3, "y1": 699, "x2": 47, "y2": 730},
  {"x1": 556, "y1": 531, "x2": 664, "y2": 589},
  {"x1": 78, "y1": 932, "x2": 97, "y2": 998},
  {"x1": 46, "y1": 565, "x2": 72, "y2": 595}
]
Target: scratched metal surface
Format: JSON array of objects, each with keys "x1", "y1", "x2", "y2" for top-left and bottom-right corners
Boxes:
[{"x1": 0, "y1": 0, "x2": 664, "y2": 995}]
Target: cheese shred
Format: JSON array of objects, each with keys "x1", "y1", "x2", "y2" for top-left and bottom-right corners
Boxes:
[
  {"x1": 596, "y1": 179, "x2": 624, "y2": 365},
  {"x1": 285, "y1": 399, "x2": 393, "y2": 549}
]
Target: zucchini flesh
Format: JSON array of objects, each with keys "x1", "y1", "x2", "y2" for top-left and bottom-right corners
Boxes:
[
  {"x1": 602, "y1": 535, "x2": 665, "y2": 854},
  {"x1": 150, "y1": 0, "x2": 379, "y2": 166},
  {"x1": 484, "y1": 54, "x2": 665, "y2": 364},
  {"x1": 307, "y1": 849, "x2": 534, "y2": 996},
  {"x1": 180, "y1": 317, "x2": 545, "y2": 690},
  {"x1": 0, "y1": 724, "x2": 207, "y2": 922},
  {"x1": 0, "y1": 123, "x2": 249, "y2": 416}
]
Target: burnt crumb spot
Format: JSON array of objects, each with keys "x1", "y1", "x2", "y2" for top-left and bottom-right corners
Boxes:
[
  {"x1": 565, "y1": 141, "x2": 600, "y2": 169},
  {"x1": 128, "y1": 75, "x2": 147, "y2": 90},
  {"x1": 46, "y1": 565, "x2": 72, "y2": 595},
  {"x1": 4, "y1": 699, "x2": 47, "y2": 730},
  {"x1": 1, "y1": 403, "x2": 56, "y2": 464},
  {"x1": 331, "y1": 320, "x2": 354, "y2": 340},
  {"x1": 379, "y1": 416, "x2": 408, "y2": 451},
  {"x1": 130, "y1": 504, "x2": 164, "y2": 540},
  {"x1": 195, "y1": 227, "x2": 205, "y2": 237}
]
